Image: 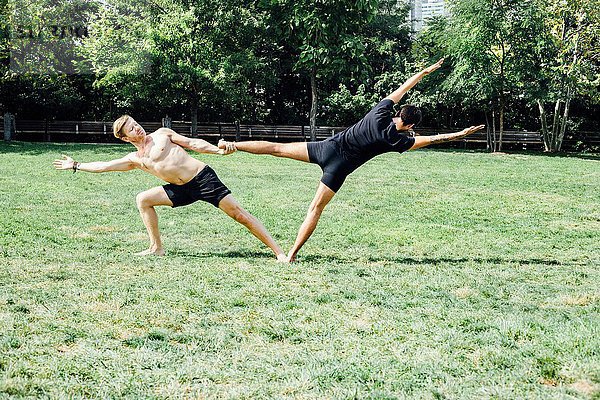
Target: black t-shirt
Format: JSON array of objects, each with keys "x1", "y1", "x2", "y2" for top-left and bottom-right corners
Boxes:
[{"x1": 331, "y1": 98, "x2": 415, "y2": 166}]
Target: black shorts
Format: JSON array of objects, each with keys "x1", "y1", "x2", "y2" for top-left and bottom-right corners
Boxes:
[
  {"x1": 163, "y1": 166, "x2": 231, "y2": 208},
  {"x1": 307, "y1": 139, "x2": 359, "y2": 193}
]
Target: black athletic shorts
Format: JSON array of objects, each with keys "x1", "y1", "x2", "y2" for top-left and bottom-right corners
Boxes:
[
  {"x1": 163, "y1": 166, "x2": 231, "y2": 208},
  {"x1": 307, "y1": 139, "x2": 359, "y2": 193}
]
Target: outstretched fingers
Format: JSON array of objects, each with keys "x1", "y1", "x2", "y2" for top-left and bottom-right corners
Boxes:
[
  {"x1": 53, "y1": 154, "x2": 73, "y2": 170},
  {"x1": 424, "y1": 58, "x2": 444, "y2": 74},
  {"x1": 466, "y1": 124, "x2": 486, "y2": 135}
]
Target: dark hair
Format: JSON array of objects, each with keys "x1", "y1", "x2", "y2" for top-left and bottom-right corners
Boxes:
[{"x1": 395, "y1": 105, "x2": 422, "y2": 126}]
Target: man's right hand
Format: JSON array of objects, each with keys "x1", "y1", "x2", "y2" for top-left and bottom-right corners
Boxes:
[
  {"x1": 53, "y1": 155, "x2": 75, "y2": 170},
  {"x1": 218, "y1": 139, "x2": 237, "y2": 155}
]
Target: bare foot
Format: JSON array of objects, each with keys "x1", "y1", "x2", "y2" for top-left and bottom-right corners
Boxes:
[
  {"x1": 287, "y1": 252, "x2": 297, "y2": 263},
  {"x1": 276, "y1": 254, "x2": 289, "y2": 263},
  {"x1": 135, "y1": 248, "x2": 165, "y2": 256}
]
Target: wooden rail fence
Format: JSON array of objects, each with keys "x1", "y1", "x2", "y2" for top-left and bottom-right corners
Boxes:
[
  {"x1": 5, "y1": 120, "x2": 346, "y2": 143},
  {"x1": 1, "y1": 119, "x2": 599, "y2": 151}
]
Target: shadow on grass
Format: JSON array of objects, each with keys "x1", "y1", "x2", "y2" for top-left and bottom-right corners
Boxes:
[
  {"x1": 168, "y1": 248, "x2": 274, "y2": 260},
  {"x1": 166, "y1": 248, "x2": 581, "y2": 267},
  {"x1": 366, "y1": 255, "x2": 571, "y2": 266},
  {"x1": 299, "y1": 253, "x2": 578, "y2": 267}
]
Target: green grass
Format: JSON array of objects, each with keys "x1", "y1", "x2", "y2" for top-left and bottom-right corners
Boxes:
[{"x1": 1, "y1": 142, "x2": 599, "y2": 399}]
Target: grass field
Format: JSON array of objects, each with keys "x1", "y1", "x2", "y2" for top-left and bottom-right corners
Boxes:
[{"x1": 0, "y1": 141, "x2": 599, "y2": 399}]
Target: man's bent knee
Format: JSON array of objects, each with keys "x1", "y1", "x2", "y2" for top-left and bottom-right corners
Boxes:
[{"x1": 136, "y1": 192, "x2": 153, "y2": 209}]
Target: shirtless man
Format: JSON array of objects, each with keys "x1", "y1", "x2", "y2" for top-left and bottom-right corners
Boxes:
[
  {"x1": 219, "y1": 59, "x2": 485, "y2": 261},
  {"x1": 53, "y1": 115, "x2": 287, "y2": 261}
]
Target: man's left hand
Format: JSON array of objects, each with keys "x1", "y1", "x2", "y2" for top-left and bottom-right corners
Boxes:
[
  {"x1": 458, "y1": 124, "x2": 486, "y2": 138},
  {"x1": 423, "y1": 58, "x2": 444, "y2": 74}
]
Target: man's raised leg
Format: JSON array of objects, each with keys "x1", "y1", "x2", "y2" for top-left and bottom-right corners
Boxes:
[
  {"x1": 135, "y1": 186, "x2": 173, "y2": 256},
  {"x1": 218, "y1": 195, "x2": 288, "y2": 262},
  {"x1": 287, "y1": 182, "x2": 336, "y2": 262},
  {"x1": 219, "y1": 140, "x2": 310, "y2": 162}
]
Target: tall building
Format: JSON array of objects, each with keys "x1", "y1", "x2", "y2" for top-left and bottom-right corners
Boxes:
[{"x1": 409, "y1": 0, "x2": 448, "y2": 32}]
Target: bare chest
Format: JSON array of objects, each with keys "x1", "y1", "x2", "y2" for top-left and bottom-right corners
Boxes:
[{"x1": 137, "y1": 137, "x2": 177, "y2": 170}]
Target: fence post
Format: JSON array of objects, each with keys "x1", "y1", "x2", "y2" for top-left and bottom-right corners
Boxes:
[
  {"x1": 3, "y1": 113, "x2": 15, "y2": 142},
  {"x1": 162, "y1": 115, "x2": 172, "y2": 128},
  {"x1": 235, "y1": 121, "x2": 241, "y2": 142}
]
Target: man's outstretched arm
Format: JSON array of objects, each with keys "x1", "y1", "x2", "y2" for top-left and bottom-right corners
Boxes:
[
  {"x1": 409, "y1": 125, "x2": 486, "y2": 150},
  {"x1": 53, "y1": 154, "x2": 136, "y2": 173},
  {"x1": 166, "y1": 129, "x2": 235, "y2": 155},
  {"x1": 385, "y1": 58, "x2": 444, "y2": 104}
]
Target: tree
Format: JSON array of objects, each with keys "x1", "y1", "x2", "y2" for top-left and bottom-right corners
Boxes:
[
  {"x1": 413, "y1": 0, "x2": 599, "y2": 152},
  {"x1": 533, "y1": 0, "x2": 600, "y2": 152},
  {"x1": 441, "y1": 0, "x2": 546, "y2": 151},
  {"x1": 80, "y1": 0, "x2": 267, "y2": 133},
  {"x1": 411, "y1": 16, "x2": 471, "y2": 130},
  {"x1": 1, "y1": 0, "x2": 101, "y2": 121},
  {"x1": 1, "y1": 0, "x2": 10, "y2": 114},
  {"x1": 322, "y1": 0, "x2": 413, "y2": 126},
  {"x1": 449, "y1": 0, "x2": 501, "y2": 151},
  {"x1": 263, "y1": 0, "x2": 377, "y2": 140}
]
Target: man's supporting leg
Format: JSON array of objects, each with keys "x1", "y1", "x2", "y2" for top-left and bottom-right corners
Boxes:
[
  {"x1": 288, "y1": 182, "x2": 336, "y2": 262},
  {"x1": 220, "y1": 140, "x2": 310, "y2": 162},
  {"x1": 218, "y1": 195, "x2": 287, "y2": 262},
  {"x1": 135, "y1": 186, "x2": 174, "y2": 256}
]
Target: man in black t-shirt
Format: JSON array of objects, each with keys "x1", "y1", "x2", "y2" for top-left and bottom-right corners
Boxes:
[{"x1": 219, "y1": 59, "x2": 484, "y2": 261}]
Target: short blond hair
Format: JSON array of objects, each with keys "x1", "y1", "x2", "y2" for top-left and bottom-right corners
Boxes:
[{"x1": 112, "y1": 115, "x2": 131, "y2": 139}]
